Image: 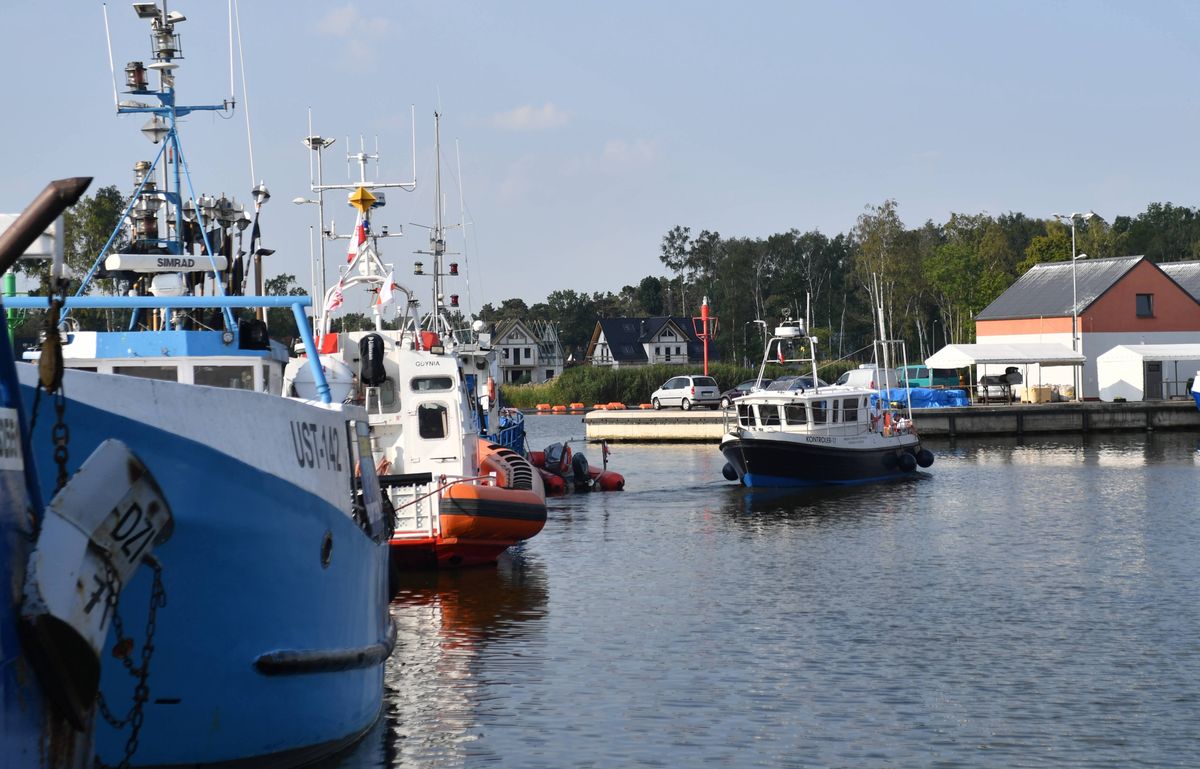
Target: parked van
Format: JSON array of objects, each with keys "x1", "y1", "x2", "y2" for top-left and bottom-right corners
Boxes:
[
  {"x1": 835, "y1": 365, "x2": 889, "y2": 389},
  {"x1": 895, "y1": 365, "x2": 960, "y2": 388}
]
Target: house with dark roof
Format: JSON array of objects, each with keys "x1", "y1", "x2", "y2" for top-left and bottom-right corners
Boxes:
[
  {"x1": 974, "y1": 255, "x2": 1200, "y2": 398},
  {"x1": 493, "y1": 319, "x2": 563, "y2": 384},
  {"x1": 584, "y1": 317, "x2": 709, "y2": 368}
]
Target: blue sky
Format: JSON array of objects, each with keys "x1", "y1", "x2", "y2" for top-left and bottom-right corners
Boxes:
[{"x1": 2, "y1": 1, "x2": 1199, "y2": 318}]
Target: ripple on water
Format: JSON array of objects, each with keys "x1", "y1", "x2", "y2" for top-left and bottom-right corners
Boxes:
[{"x1": 321, "y1": 423, "x2": 1200, "y2": 769}]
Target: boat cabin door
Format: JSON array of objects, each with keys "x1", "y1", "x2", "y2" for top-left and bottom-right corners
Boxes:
[{"x1": 405, "y1": 375, "x2": 463, "y2": 469}]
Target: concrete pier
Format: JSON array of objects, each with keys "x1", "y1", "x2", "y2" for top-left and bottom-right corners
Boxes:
[{"x1": 582, "y1": 401, "x2": 1200, "y2": 442}]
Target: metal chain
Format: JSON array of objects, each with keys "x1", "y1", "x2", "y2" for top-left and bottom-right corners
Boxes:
[
  {"x1": 94, "y1": 554, "x2": 167, "y2": 769},
  {"x1": 50, "y1": 386, "x2": 68, "y2": 493}
]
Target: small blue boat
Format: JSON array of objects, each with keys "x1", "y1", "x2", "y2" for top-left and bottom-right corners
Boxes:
[{"x1": 6, "y1": 4, "x2": 392, "y2": 766}]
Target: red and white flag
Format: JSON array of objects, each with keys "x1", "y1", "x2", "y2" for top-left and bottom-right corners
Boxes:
[
  {"x1": 346, "y1": 211, "x2": 368, "y2": 264},
  {"x1": 379, "y1": 270, "x2": 396, "y2": 305},
  {"x1": 325, "y1": 281, "x2": 345, "y2": 313}
]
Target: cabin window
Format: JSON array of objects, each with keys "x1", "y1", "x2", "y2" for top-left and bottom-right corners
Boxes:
[
  {"x1": 810, "y1": 400, "x2": 828, "y2": 424},
  {"x1": 417, "y1": 403, "x2": 449, "y2": 439},
  {"x1": 114, "y1": 365, "x2": 178, "y2": 382},
  {"x1": 756, "y1": 405, "x2": 781, "y2": 427},
  {"x1": 411, "y1": 376, "x2": 454, "y2": 391},
  {"x1": 783, "y1": 403, "x2": 807, "y2": 425},
  {"x1": 1136, "y1": 293, "x2": 1154, "y2": 317},
  {"x1": 842, "y1": 397, "x2": 859, "y2": 422},
  {"x1": 737, "y1": 403, "x2": 754, "y2": 427},
  {"x1": 194, "y1": 365, "x2": 254, "y2": 390},
  {"x1": 261, "y1": 364, "x2": 271, "y2": 391}
]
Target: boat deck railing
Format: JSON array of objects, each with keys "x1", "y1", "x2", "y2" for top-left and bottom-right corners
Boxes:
[{"x1": 7, "y1": 295, "x2": 333, "y2": 404}]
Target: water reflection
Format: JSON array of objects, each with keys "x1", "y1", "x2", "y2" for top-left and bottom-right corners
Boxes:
[
  {"x1": 317, "y1": 422, "x2": 1200, "y2": 768},
  {"x1": 324, "y1": 553, "x2": 548, "y2": 769}
]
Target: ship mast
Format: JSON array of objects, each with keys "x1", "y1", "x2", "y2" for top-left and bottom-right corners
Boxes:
[
  {"x1": 78, "y1": 0, "x2": 256, "y2": 332},
  {"x1": 412, "y1": 112, "x2": 462, "y2": 338},
  {"x1": 301, "y1": 112, "x2": 418, "y2": 341}
]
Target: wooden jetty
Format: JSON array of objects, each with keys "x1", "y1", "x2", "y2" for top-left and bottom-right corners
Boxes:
[{"x1": 582, "y1": 401, "x2": 1200, "y2": 442}]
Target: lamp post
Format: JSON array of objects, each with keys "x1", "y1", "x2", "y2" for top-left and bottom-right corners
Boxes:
[{"x1": 1052, "y1": 211, "x2": 1097, "y2": 400}]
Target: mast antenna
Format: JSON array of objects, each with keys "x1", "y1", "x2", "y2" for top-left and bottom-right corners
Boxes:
[
  {"x1": 103, "y1": 4, "x2": 119, "y2": 111},
  {"x1": 232, "y1": 0, "x2": 255, "y2": 186},
  {"x1": 455, "y1": 137, "x2": 473, "y2": 317}
]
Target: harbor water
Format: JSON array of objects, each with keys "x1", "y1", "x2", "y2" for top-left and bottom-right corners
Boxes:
[{"x1": 330, "y1": 415, "x2": 1200, "y2": 768}]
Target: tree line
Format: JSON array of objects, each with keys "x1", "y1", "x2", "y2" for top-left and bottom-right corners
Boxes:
[
  {"x1": 479, "y1": 200, "x2": 1200, "y2": 367},
  {"x1": 13, "y1": 188, "x2": 1200, "y2": 365}
]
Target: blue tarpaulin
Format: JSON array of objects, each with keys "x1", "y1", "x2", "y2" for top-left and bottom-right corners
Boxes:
[{"x1": 871, "y1": 388, "x2": 969, "y2": 408}]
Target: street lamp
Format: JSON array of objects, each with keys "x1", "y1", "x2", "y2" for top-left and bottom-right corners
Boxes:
[
  {"x1": 1052, "y1": 211, "x2": 1097, "y2": 400},
  {"x1": 744, "y1": 319, "x2": 767, "y2": 367}
]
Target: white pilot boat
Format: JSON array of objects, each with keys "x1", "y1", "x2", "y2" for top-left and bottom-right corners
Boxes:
[{"x1": 719, "y1": 320, "x2": 934, "y2": 488}]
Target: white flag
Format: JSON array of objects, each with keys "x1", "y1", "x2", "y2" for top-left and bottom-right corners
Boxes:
[{"x1": 380, "y1": 271, "x2": 396, "y2": 305}]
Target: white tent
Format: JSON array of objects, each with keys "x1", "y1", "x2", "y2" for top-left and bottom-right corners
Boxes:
[
  {"x1": 925, "y1": 343, "x2": 1084, "y2": 368},
  {"x1": 925, "y1": 343, "x2": 1085, "y2": 402},
  {"x1": 1096, "y1": 344, "x2": 1200, "y2": 401}
]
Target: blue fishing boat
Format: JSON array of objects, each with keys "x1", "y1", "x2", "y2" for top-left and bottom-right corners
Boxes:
[{"x1": 6, "y1": 4, "x2": 391, "y2": 766}]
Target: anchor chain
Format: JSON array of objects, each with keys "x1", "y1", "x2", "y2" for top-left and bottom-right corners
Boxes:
[
  {"x1": 28, "y1": 289, "x2": 70, "y2": 493},
  {"x1": 95, "y1": 553, "x2": 167, "y2": 769}
]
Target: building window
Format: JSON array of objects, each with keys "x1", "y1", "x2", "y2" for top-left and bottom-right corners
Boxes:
[
  {"x1": 525, "y1": 347, "x2": 532, "y2": 358},
  {"x1": 503, "y1": 348, "x2": 510, "y2": 359},
  {"x1": 1136, "y1": 293, "x2": 1154, "y2": 317},
  {"x1": 675, "y1": 346, "x2": 682, "y2": 355},
  {"x1": 655, "y1": 346, "x2": 660, "y2": 355}
]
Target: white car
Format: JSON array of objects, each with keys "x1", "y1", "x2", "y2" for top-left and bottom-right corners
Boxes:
[{"x1": 651, "y1": 375, "x2": 721, "y2": 410}]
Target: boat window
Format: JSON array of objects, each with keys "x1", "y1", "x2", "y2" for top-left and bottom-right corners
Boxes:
[
  {"x1": 756, "y1": 404, "x2": 780, "y2": 427},
  {"x1": 737, "y1": 403, "x2": 754, "y2": 427},
  {"x1": 194, "y1": 365, "x2": 254, "y2": 390},
  {"x1": 411, "y1": 376, "x2": 454, "y2": 391},
  {"x1": 417, "y1": 403, "x2": 449, "y2": 439},
  {"x1": 810, "y1": 400, "x2": 828, "y2": 424},
  {"x1": 831, "y1": 400, "x2": 840, "y2": 422},
  {"x1": 261, "y1": 364, "x2": 271, "y2": 391},
  {"x1": 842, "y1": 397, "x2": 859, "y2": 422},
  {"x1": 113, "y1": 365, "x2": 178, "y2": 382},
  {"x1": 783, "y1": 403, "x2": 807, "y2": 425}
]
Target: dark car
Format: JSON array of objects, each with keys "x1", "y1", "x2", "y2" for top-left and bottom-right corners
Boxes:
[
  {"x1": 719, "y1": 378, "x2": 773, "y2": 409},
  {"x1": 765, "y1": 374, "x2": 827, "y2": 392}
]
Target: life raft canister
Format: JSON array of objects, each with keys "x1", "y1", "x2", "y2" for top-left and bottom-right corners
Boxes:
[{"x1": 359, "y1": 333, "x2": 387, "y2": 386}]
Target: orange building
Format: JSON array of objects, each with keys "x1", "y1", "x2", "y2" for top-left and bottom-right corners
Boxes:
[{"x1": 974, "y1": 256, "x2": 1200, "y2": 398}]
